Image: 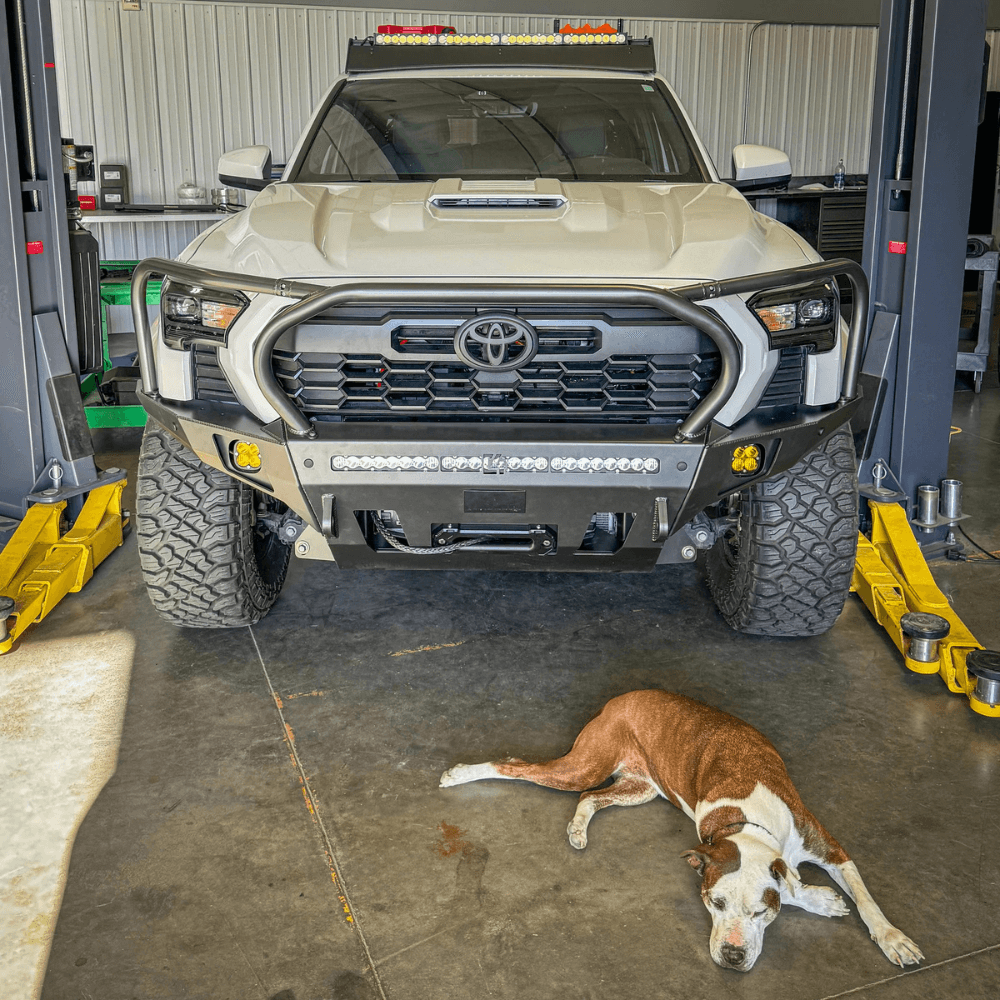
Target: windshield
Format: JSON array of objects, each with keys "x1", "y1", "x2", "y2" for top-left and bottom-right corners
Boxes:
[{"x1": 292, "y1": 77, "x2": 709, "y2": 184}]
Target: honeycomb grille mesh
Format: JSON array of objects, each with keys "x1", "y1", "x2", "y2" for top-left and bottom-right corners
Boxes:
[
  {"x1": 271, "y1": 349, "x2": 723, "y2": 423},
  {"x1": 192, "y1": 340, "x2": 807, "y2": 423}
]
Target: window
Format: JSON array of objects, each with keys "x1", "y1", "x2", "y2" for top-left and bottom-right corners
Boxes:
[{"x1": 293, "y1": 78, "x2": 708, "y2": 184}]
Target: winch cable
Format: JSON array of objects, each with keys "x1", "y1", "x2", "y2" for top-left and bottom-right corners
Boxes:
[{"x1": 370, "y1": 512, "x2": 497, "y2": 555}]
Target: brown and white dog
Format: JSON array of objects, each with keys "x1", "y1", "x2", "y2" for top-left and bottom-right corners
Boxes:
[{"x1": 440, "y1": 689, "x2": 923, "y2": 972}]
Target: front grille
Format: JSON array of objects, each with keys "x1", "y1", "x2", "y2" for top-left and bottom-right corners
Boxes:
[
  {"x1": 193, "y1": 346, "x2": 238, "y2": 404},
  {"x1": 272, "y1": 350, "x2": 722, "y2": 424}
]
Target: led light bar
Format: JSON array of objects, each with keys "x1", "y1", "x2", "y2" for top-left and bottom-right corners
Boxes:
[
  {"x1": 373, "y1": 31, "x2": 627, "y2": 46},
  {"x1": 551, "y1": 456, "x2": 658, "y2": 473},
  {"x1": 348, "y1": 31, "x2": 652, "y2": 74},
  {"x1": 332, "y1": 455, "x2": 441, "y2": 471},
  {"x1": 331, "y1": 454, "x2": 660, "y2": 474}
]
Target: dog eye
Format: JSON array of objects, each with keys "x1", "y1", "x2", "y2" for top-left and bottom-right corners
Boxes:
[
  {"x1": 753, "y1": 909, "x2": 767, "y2": 918},
  {"x1": 710, "y1": 896, "x2": 726, "y2": 911}
]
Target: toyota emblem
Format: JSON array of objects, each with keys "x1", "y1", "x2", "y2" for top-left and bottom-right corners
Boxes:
[{"x1": 454, "y1": 314, "x2": 538, "y2": 371}]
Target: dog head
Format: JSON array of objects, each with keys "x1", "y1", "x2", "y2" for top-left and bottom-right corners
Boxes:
[{"x1": 682, "y1": 836, "x2": 800, "y2": 972}]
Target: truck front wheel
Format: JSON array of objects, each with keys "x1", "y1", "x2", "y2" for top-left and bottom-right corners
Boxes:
[
  {"x1": 705, "y1": 427, "x2": 859, "y2": 637},
  {"x1": 136, "y1": 422, "x2": 290, "y2": 628}
]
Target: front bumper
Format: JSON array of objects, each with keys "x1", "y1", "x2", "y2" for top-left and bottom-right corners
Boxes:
[{"x1": 140, "y1": 389, "x2": 861, "y2": 571}]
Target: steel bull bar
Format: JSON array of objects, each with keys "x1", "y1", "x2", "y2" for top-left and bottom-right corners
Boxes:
[{"x1": 131, "y1": 258, "x2": 868, "y2": 442}]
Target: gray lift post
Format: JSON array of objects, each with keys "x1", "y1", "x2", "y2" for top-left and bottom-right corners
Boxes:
[
  {"x1": 858, "y1": 0, "x2": 989, "y2": 541},
  {"x1": 0, "y1": 0, "x2": 116, "y2": 540}
]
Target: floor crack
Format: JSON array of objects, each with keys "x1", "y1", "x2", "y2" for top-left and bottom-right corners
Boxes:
[
  {"x1": 814, "y1": 941, "x2": 1000, "y2": 999},
  {"x1": 248, "y1": 626, "x2": 389, "y2": 1000}
]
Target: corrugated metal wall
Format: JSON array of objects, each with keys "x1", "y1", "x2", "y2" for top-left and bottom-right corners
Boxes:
[{"x1": 47, "y1": 3, "x2": 987, "y2": 262}]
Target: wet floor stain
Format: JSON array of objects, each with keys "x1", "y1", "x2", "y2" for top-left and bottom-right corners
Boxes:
[
  {"x1": 433, "y1": 822, "x2": 490, "y2": 909},
  {"x1": 432, "y1": 821, "x2": 469, "y2": 859}
]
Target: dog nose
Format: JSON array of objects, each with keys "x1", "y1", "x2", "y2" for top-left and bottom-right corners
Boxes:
[{"x1": 720, "y1": 943, "x2": 747, "y2": 968}]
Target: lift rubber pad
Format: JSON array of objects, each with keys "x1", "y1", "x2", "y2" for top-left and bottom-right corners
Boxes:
[{"x1": 464, "y1": 490, "x2": 527, "y2": 514}]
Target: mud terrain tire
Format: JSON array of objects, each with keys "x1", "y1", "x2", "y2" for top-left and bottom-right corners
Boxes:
[
  {"x1": 705, "y1": 427, "x2": 858, "y2": 637},
  {"x1": 136, "y1": 422, "x2": 290, "y2": 627}
]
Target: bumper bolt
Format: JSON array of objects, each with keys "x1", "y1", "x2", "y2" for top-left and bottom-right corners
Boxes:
[
  {"x1": 681, "y1": 545, "x2": 696, "y2": 561},
  {"x1": 296, "y1": 541, "x2": 310, "y2": 556}
]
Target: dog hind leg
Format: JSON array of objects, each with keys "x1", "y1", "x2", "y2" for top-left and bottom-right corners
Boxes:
[
  {"x1": 567, "y1": 772, "x2": 658, "y2": 849},
  {"x1": 441, "y1": 705, "x2": 628, "y2": 792},
  {"x1": 439, "y1": 761, "x2": 522, "y2": 787}
]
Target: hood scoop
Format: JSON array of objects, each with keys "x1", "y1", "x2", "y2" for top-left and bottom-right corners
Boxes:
[
  {"x1": 426, "y1": 178, "x2": 569, "y2": 214},
  {"x1": 430, "y1": 195, "x2": 566, "y2": 210}
]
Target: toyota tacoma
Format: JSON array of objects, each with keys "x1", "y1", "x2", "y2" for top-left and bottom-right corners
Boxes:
[{"x1": 131, "y1": 28, "x2": 867, "y2": 636}]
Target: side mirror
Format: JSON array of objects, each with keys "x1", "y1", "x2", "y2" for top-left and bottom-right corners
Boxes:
[
  {"x1": 218, "y1": 146, "x2": 273, "y2": 191},
  {"x1": 732, "y1": 144, "x2": 792, "y2": 190}
]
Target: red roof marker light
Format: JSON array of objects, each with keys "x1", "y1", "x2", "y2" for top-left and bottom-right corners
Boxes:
[{"x1": 377, "y1": 24, "x2": 455, "y2": 34}]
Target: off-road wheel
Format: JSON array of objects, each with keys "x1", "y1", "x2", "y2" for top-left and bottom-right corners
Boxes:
[
  {"x1": 136, "y1": 421, "x2": 290, "y2": 628},
  {"x1": 705, "y1": 427, "x2": 858, "y2": 637}
]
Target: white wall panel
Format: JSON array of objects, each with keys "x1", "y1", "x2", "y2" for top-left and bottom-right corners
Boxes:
[
  {"x1": 185, "y1": 5, "x2": 226, "y2": 206},
  {"x1": 51, "y1": 3, "x2": 890, "y2": 262},
  {"x1": 746, "y1": 23, "x2": 878, "y2": 178}
]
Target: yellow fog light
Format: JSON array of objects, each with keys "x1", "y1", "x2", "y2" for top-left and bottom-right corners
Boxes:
[
  {"x1": 732, "y1": 445, "x2": 762, "y2": 475},
  {"x1": 232, "y1": 441, "x2": 262, "y2": 472}
]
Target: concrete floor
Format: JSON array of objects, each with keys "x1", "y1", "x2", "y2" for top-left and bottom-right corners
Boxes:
[{"x1": 3, "y1": 379, "x2": 999, "y2": 1000}]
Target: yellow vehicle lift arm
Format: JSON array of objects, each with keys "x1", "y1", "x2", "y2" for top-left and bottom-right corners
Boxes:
[
  {"x1": 851, "y1": 499, "x2": 1000, "y2": 718},
  {"x1": 0, "y1": 480, "x2": 127, "y2": 655}
]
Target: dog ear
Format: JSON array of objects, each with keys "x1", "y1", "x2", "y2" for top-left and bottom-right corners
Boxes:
[
  {"x1": 681, "y1": 849, "x2": 711, "y2": 877},
  {"x1": 769, "y1": 857, "x2": 802, "y2": 896}
]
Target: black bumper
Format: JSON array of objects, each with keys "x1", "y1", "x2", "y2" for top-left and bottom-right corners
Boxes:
[{"x1": 139, "y1": 390, "x2": 861, "y2": 572}]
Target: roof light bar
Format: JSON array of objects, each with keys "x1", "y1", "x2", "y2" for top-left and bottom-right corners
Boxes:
[
  {"x1": 373, "y1": 32, "x2": 630, "y2": 46},
  {"x1": 372, "y1": 23, "x2": 629, "y2": 46},
  {"x1": 347, "y1": 30, "x2": 653, "y2": 72}
]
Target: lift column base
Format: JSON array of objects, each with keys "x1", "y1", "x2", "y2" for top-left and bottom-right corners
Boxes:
[{"x1": 850, "y1": 499, "x2": 1000, "y2": 718}]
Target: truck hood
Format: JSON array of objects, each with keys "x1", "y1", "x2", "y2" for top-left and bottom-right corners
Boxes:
[{"x1": 182, "y1": 178, "x2": 816, "y2": 283}]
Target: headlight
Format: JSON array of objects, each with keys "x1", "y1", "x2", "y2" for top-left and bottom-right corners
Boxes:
[
  {"x1": 161, "y1": 281, "x2": 249, "y2": 346},
  {"x1": 749, "y1": 280, "x2": 839, "y2": 351}
]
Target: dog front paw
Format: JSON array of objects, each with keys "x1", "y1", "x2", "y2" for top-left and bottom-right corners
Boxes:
[
  {"x1": 874, "y1": 926, "x2": 924, "y2": 967},
  {"x1": 811, "y1": 886, "x2": 850, "y2": 918}
]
